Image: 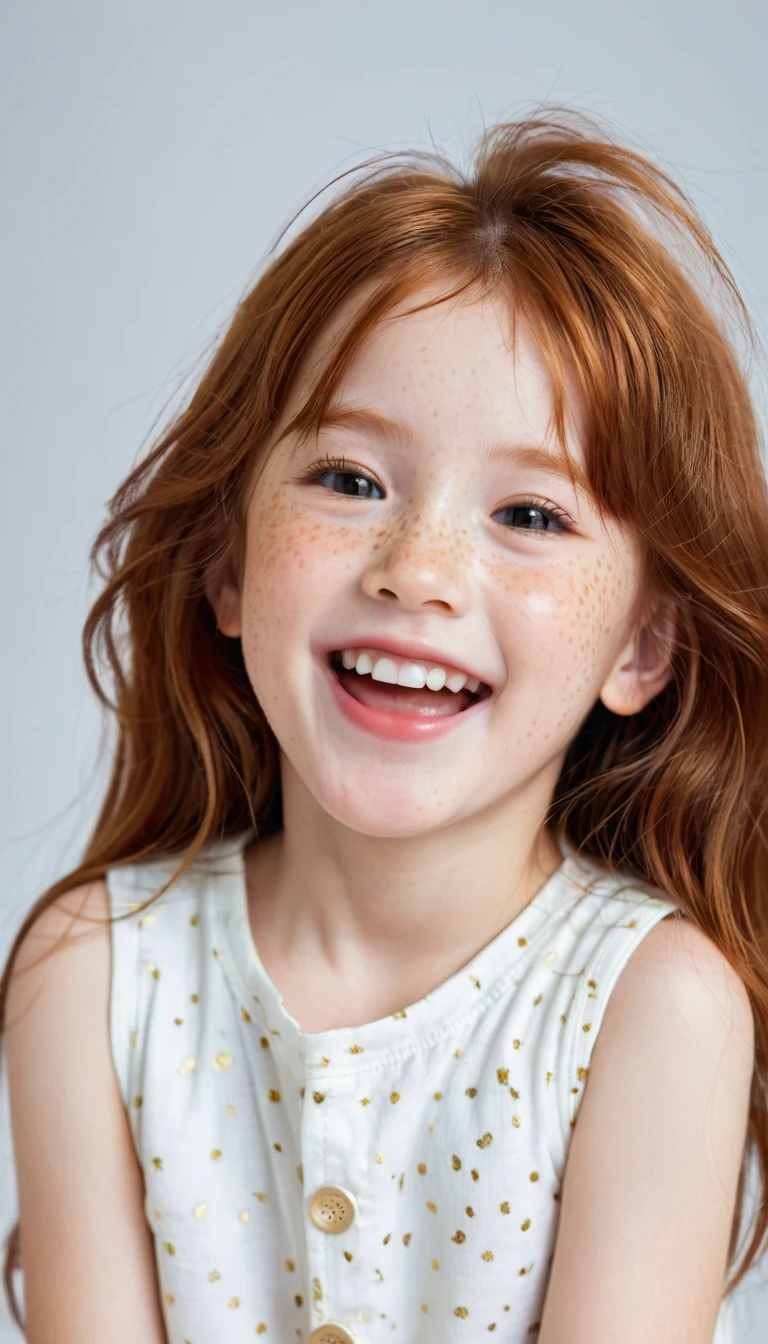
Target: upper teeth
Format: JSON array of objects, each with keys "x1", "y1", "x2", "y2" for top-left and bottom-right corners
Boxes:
[{"x1": 338, "y1": 648, "x2": 481, "y2": 694}]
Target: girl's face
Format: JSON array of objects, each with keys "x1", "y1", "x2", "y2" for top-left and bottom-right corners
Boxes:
[{"x1": 210, "y1": 286, "x2": 671, "y2": 838}]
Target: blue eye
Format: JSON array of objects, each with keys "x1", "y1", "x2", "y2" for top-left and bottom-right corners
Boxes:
[{"x1": 492, "y1": 503, "x2": 568, "y2": 534}]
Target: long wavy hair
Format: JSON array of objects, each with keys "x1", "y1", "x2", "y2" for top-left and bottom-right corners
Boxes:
[{"x1": 3, "y1": 108, "x2": 768, "y2": 1328}]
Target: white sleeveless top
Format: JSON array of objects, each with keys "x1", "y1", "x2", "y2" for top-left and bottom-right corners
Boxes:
[{"x1": 106, "y1": 830, "x2": 736, "y2": 1344}]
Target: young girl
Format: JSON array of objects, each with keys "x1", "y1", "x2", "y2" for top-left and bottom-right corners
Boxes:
[{"x1": 2, "y1": 110, "x2": 766, "y2": 1344}]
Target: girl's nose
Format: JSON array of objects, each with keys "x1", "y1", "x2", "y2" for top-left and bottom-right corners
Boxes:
[{"x1": 360, "y1": 514, "x2": 471, "y2": 616}]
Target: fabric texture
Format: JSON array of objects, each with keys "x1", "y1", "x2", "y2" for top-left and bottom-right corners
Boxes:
[{"x1": 106, "y1": 830, "x2": 735, "y2": 1343}]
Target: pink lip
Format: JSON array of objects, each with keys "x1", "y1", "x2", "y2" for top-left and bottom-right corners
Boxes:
[
  {"x1": 318, "y1": 635, "x2": 493, "y2": 688},
  {"x1": 321, "y1": 655, "x2": 494, "y2": 743}
]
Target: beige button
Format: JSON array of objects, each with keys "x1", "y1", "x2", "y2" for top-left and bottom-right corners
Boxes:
[
  {"x1": 308, "y1": 1326, "x2": 358, "y2": 1344},
  {"x1": 307, "y1": 1184, "x2": 358, "y2": 1233}
]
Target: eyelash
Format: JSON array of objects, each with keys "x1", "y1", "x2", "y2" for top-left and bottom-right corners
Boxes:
[{"x1": 300, "y1": 455, "x2": 574, "y2": 536}]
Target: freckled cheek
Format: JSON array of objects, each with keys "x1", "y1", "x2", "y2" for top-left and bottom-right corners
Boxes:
[
  {"x1": 240, "y1": 498, "x2": 370, "y2": 637},
  {"x1": 482, "y1": 554, "x2": 628, "y2": 677}
]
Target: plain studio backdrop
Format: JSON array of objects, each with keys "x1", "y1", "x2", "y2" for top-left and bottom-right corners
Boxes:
[{"x1": 1, "y1": 0, "x2": 767, "y2": 1337}]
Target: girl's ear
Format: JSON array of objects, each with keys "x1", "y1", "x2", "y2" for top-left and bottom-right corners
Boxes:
[
  {"x1": 599, "y1": 597, "x2": 677, "y2": 717},
  {"x1": 203, "y1": 538, "x2": 243, "y2": 639}
]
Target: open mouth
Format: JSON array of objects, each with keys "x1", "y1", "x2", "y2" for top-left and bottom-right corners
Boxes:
[{"x1": 328, "y1": 648, "x2": 493, "y2": 719}]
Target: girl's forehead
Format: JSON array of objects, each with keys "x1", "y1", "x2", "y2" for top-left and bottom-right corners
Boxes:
[{"x1": 283, "y1": 282, "x2": 589, "y2": 458}]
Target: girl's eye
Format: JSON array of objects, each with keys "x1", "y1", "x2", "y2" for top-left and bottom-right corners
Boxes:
[
  {"x1": 303, "y1": 458, "x2": 384, "y2": 500},
  {"x1": 492, "y1": 501, "x2": 571, "y2": 535}
]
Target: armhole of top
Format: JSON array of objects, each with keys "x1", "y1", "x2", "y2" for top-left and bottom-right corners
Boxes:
[
  {"x1": 548, "y1": 896, "x2": 681, "y2": 1178},
  {"x1": 104, "y1": 864, "x2": 140, "y2": 1117}
]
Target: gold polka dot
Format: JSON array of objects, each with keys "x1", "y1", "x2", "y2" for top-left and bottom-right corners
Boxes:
[
  {"x1": 426, "y1": 1200, "x2": 437, "y2": 1213},
  {"x1": 466, "y1": 1206, "x2": 475, "y2": 1217},
  {"x1": 482, "y1": 1251, "x2": 494, "y2": 1262},
  {"x1": 513, "y1": 1039, "x2": 521, "y2": 1050},
  {"x1": 431, "y1": 1258, "x2": 439, "y2": 1270},
  {"x1": 434, "y1": 1091, "x2": 443, "y2": 1100},
  {"x1": 476, "y1": 1132, "x2": 493, "y2": 1149},
  {"x1": 418, "y1": 1163, "x2": 427, "y2": 1174},
  {"x1": 165, "y1": 1293, "x2": 175, "y2": 1304},
  {"x1": 256, "y1": 1325, "x2": 267, "y2": 1335},
  {"x1": 471, "y1": 1169, "x2": 479, "y2": 1181},
  {"x1": 285, "y1": 1258, "x2": 295, "y2": 1271},
  {"x1": 139, "y1": 913, "x2": 157, "y2": 928},
  {"x1": 349, "y1": 1043, "x2": 364, "y2": 1053},
  {"x1": 226, "y1": 1103, "x2": 236, "y2": 1115},
  {"x1": 375, "y1": 1153, "x2": 385, "y2": 1164},
  {"x1": 163, "y1": 1241, "x2": 175, "y2": 1255},
  {"x1": 343, "y1": 1249, "x2": 353, "y2": 1261},
  {"x1": 500, "y1": 1201, "x2": 510, "y2": 1214},
  {"x1": 517, "y1": 936, "x2": 527, "y2": 946},
  {"x1": 582, "y1": 1023, "x2": 592, "y2": 1032},
  {"x1": 180, "y1": 1057, "x2": 196, "y2": 1075},
  {"x1": 174, "y1": 1017, "x2": 183, "y2": 1026},
  {"x1": 239, "y1": 1210, "x2": 250, "y2": 1223},
  {"x1": 313, "y1": 1092, "x2": 325, "y2": 1104},
  {"x1": 452, "y1": 1230, "x2": 466, "y2": 1244},
  {"x1": 260, "y1": 1036, "x2": 269, "y2": 1048},
  {"x1": 512, "y1": 1115, "x2": 522, "y2": 1128},
  {"x1": 402, "y1": 1232, "x2": 411, "y2": 1245},
  {"x1": 273, "y1": 1142, "x2": 282, "y2": 1151},
  {"x1": 521, "y1": 1218, "x2": 531, "y2": 1231},
  {"x1": 421, "y1": 1303, "x2": 429, "y2": 1312},
  {"x1": 209, "y1": 1269, "x2": 221, "y2": 1282},
  {"x1": 190, "y1": 913, "x2": 199, "y2": 926},
  {"x1": 190, "y1": 993, "x2": 199, "y2": 1003},
  {"x1": 253, "y1": 1191, "x2": 268, "y2": 1202},
  {"x1": 268, "y1": 1089, "x2": 281, "y2": 1102},
  {"x1": 241, "y1": 1007, "x2": 251, "y2": 1022},
  {"x1": 533, "y1": 994, "x2": 543, "y2": 1005},
  {"x1": 455, "y1": 1306, "x2": 468, "y2": 1317},
  {"x1": 144, "y1": 961, "x2": 160, "y2": 979},
  {"x1": 529, "y1": 1171, "x2": 539, "y2": 1182},
  {"x1": 212, "y1": 1052, "x2": 233, "y2": 1071},
  {"x1": 210, "y1": 1148, "x2": 222, "y2": 1161},
  {"x1": 130, "y1": 1031, "x2": 137, "y2": 1047},
  {"x1": 578, "y1": 1067, "x2": 589, "y2": 1080},
  {"x1": 194, "y1": 1204, "x2": 207, "y2": 1219},
  {"x1": 465, "y1": 1087, "x2": 477, "y2": 1098},
  {"x1": 227, "y1": 1297, "x2": 240, "y2": 1309},
  {"x1": 390, "y1": 1091, "x2": 401, "y2": 1104},
  {"x1": 360, "y1": 1097, "x2": 370, "y2": 1105},
  {"x1": 152, "y1": 1157, "x2": 163, "y2": 1171},
  {"x1": 497, "y1": 1068, "x2": 509, "y2": 1084},
  {"x1": 134, "y1": 1095, "x2": 143, "y2": 1109}
]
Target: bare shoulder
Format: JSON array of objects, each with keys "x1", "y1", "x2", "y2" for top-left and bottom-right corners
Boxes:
[
  {"x1": 6, "y1": 877, "x2": 111, "y2": 1026},
  {"x1": 538, "y1": 911, "x2": 754, "y2": 1344},
  {"x1": 606, "y1": 910, "x2": 755, "y2": 1067}
]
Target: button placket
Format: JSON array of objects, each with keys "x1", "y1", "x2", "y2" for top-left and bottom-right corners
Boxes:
[{"x1": 303, "y1": 1067, "x2": 364, "y2": 1341}]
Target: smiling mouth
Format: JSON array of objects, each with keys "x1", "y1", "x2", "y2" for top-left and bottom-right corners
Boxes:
[{"x1": 328, "y1": 650, "x2": 492, "y2": 718}]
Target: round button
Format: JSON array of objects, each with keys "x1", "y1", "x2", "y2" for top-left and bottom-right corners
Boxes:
[
  {"x1": 308, "y1": 1326, "x2": 358, "y2": 1344},
  {"x1": 307, "y1": 1184, "x2": 358, "y2": 1233}
]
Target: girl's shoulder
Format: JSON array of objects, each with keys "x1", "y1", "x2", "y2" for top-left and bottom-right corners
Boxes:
[{"x1": 104, "y1": 830, "x2": 250, "y2": 924}]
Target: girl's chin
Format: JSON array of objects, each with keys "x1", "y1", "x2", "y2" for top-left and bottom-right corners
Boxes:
[{"x1": 310, "y1": 775, "x2": 462, "y2": 839}]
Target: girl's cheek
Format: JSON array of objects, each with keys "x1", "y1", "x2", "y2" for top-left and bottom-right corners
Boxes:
[{"x1": 482, "y1": 551, "x2": 634, "y2": 668}]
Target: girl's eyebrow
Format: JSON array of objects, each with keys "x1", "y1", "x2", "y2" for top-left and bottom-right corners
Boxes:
[
  {"x1": 318, "y1": 404, "x2": 412, "y2": 447},
  {"x1": 319, "y1": 403, "x2": 590, "y2": 494}
]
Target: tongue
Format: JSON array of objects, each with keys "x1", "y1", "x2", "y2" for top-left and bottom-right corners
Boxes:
[{"x1": 336, "y1": 667, "x2": 472, "y2": 717}]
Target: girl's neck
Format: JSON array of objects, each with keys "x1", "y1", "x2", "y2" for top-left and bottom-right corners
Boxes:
[{"x1": 241, "y1": 758, "x2": 564, "y2": 1029}]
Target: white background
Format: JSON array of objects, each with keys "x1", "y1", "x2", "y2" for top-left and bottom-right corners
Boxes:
[{"x1": 1, "y1": 0, "x2": 767, "y2": 1337}]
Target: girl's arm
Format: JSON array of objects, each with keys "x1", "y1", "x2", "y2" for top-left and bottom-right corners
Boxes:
[
  {"x1": 538, "y1": 915, "x2": 754, "y2": 1344},
  {"x1": 5, "y1": 879, "x2": 168, "y2": 1344}
]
